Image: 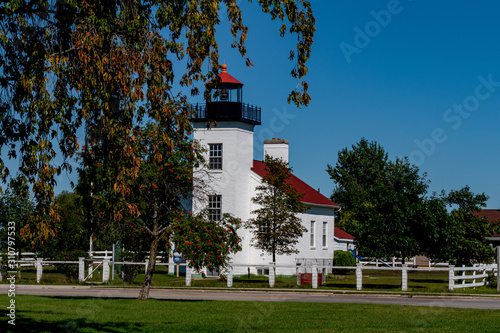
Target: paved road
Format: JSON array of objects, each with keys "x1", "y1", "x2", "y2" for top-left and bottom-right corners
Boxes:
[{"x1": 2, "y1": 284, "x2": 500, "y2": 309}]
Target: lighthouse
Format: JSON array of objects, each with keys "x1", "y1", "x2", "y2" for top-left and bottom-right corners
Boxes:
[{"x1": 191, "y1": 64, "x2": 341, "y2": 277}]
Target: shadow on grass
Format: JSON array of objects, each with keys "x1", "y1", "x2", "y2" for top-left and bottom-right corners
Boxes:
[
  {"x1": 2, "y1": 296, "x2": 211, "y2": 333},
  {"x1": 323, "y1": 282, "x2": 401, "y2": 290},
  {"x1": 409, "y1": 278, "x2": 448, "y2": 284},
  {"x1": 40, "y1": 295, "x2": 207, "y2": 302},
  {"x1": 5, "y1": 316, "x2": 144, "y2": 333}
]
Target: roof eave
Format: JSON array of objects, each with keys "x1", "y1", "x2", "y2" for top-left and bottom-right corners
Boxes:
[
  {"x1": 303, "y1": 202, "x2": 340, "y2": 209},
  {"x1": 334, "y1": 236, "x2": 355, "y2": 242}
]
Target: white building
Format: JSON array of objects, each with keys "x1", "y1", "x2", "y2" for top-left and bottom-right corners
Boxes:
[{"x1": 190, "y1": 64, "x2": 342, "y2": 275}]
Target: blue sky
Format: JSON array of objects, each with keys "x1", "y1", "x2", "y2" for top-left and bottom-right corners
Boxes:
[
  {"x1": 6, "y1": 1, "x2": 499, "y2": 209},
  {"x1": 186, "y1": 0, "x2": 500, "y2": 208}
]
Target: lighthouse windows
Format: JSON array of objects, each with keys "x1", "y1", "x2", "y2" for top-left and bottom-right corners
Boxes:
[
  {"x1": 209, "y1": 143, "x2": 223, "y2": 170},
  {"x1": 208, "y1": 195, "x2": 222, "y2": 221}
]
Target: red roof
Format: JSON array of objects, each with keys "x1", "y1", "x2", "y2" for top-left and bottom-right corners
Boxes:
[
  {"x1": 471, "y1": 209, "x2": 500, "y2": 237},
  {"x1": 251, "y1": 160, "x2": 339, "y2": 208},
  {"x1": 216, "y1": 63, "x2": 243, "y2": 85},
  {"x1": 334, "y1": 227, "x2": 355, "y2": 240},
  {"x1": 219, "y1": 71, "x2": 243, "y2": 85}
]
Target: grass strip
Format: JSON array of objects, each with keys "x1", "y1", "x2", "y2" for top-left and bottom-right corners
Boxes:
[{"x1": 1, "y1": 294, "x2": 500, "y2": 333}]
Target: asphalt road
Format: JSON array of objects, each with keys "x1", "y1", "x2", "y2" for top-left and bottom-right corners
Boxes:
[{"x1": 2, "y1": 284, "x2": 500, "y2": 309}]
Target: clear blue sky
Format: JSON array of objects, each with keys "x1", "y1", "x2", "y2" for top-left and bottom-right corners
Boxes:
[
  {"x1": 8, "y1": 1, "x2": 499, "y2": 209},
  {"x1": 186, "y1": 0, "x2": 500, "y2": 208}
]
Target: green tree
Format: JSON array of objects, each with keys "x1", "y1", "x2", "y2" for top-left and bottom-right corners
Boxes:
[
  {"x1": 0, "y1": 175, "x2": 34, "y2": 254},
  {"x1": 245, "y1": 155, "x2": 308, "y2": 264},
  {"x1": 415, "y1": 195, "x2": 455, "y2": 262},
  {"x1": 37, "y1": 191, "x2": 89, "y2": 259},
  {"x1": 0, "y1": 0, "x2": 315, "y2": 243},
  {"x1": 444, "y1": 186, "x2": 497, "y2": 265},
  {"x1": 327, "y1": 139, "x2": 434, "y2": 262},
  {"x1": 78, "y1": 118, "x2": 241, "y2": 299}
]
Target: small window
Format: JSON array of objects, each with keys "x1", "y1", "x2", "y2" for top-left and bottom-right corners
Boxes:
[
  {"x1": 209, "y1": 144, "x2": 222, "y2": 170},
  {"x1": 310, "y1": 221, "x2": 315, "y2": 247},
  {"x1": 208, "y1": 195, "x2": 222, "y2": 220},
  {"x1": 322, "y1": 222, "x2": 327, "y2": 247}
]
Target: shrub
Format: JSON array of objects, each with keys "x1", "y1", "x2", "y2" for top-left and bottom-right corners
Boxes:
[
  {"x1": 54, "y1": 250, "x2": 88, "y2": 280},
  {"x1": 487, "y1": 272, "x2": 498, "y2": 289},
  {"x1": 333, "y1": 250, "x2": 356, "y2": 274},
  {"x1": 119, "y1": 250, "x2": 145, "y2": 283}
]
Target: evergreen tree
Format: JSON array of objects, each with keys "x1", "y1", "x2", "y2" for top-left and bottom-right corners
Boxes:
[{"x1": 246, "y1": 155, "x2": 308, "y2": 263}]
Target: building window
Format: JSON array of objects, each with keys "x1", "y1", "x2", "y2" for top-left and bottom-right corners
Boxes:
[
  {"x1": 322, "y1": 222, "x2": 327, "y2": 247},
  {"x1": 310, "y1": 221, "x2": 315, "y2": 247},
  {"x1": 209, "y1": 144, "x2": 222, "y2": 170},
  {"x1": 208, "y1": 195, "x2": 221, "y2": 220}
]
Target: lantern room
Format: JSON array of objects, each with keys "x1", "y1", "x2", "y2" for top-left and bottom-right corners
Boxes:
[
  {"x1": 210, "y1": 64, "x2": 243, "y2": 103},
  {"x1": 191, "y1": 64, "x2": 261, "y2": 126}
]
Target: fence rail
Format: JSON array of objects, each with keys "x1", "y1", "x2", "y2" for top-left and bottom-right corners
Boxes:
[{"x1": 2, "y1": 253, "x2": 499, "y2": 291}]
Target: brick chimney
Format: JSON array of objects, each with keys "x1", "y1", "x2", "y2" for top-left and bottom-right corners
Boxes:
[{"x1": 263, "y1": 138, "x2": 289, "y2": 163}]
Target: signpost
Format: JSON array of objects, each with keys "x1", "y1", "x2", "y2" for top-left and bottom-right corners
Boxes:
[
  {"x1": 112, "y1": 241, "x2": 122, "y2": 281},
  {"x1": 173, "y1": 251, "x2": 184, "y2": 277}
]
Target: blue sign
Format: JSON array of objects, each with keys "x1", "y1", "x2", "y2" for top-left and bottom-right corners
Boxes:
[{"x1": 173, "y1": 252, "x2": 185, "y2": 263}]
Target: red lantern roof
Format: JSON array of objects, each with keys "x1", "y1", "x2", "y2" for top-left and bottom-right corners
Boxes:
[{"x1": 218, "y1": 63, "x2": 243, "y2": 85}]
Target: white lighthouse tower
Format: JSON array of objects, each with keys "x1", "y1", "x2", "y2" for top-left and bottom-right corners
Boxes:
[{"x1": 191, "y1": 64, "x2": 261, "y2": 271}]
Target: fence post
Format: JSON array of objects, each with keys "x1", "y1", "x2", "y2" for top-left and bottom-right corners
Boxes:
[
  {"x1": 312, "y1": 263, "x2": 318, "y2": 289},
  {"x1": 78, "y1": 257, "x2": 85, "y2": 282},
  {"x1": 402, "y1": 264, "x2": 408, "y2": 291},
  {"x1": 461, "y1": 265, "x2": 465, "y2": 288},
  {"x1": 227, "y1": 265, "x2": 233, "y2": 288},
  {"x1": 448, "y1": 265, "x2": 455, "y2": 291},
  {"x1": 145, "y1": 259, "x2": 149, "y2": 274},
  {"x1": 472, "y1": 265, "x2": 477, "y2": 289},
  {"x1": 102, "y1": 258, "x2": 110, "y2": 283},
  {"x1": 36, "y1": 258, "x2": 43, "y2": 283},
  {"x1": 497, "y1": 246, "x2": 500, "y2": 292},
  {"x1": 482, "y1": 267, "x2": 486, "y2": 287},
  {"x1": 269, "y1": 262, "x2": 276, "y2": 288},
  {"x1": 185, "y1": 265, "x2": 192, "y2": 287},
  {"x1": 296, "y1": 265, "x2": 301, "y2": 286},
  {"x1": 356, "y1": 263, "x2": 363, "y2": 291}
]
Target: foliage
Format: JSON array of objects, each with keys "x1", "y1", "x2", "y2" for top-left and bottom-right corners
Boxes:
[
  {"x1": 414, "y1": 195, "x2": 455, "y2": 262},
  {"x1": 486, "y1": 272, "x2": 497, "y2": 289},
  {"x1": 245, "y1": 155, "x2": 308, "y2": 263},
  {"x1": 0, "y1": 175, "x2": 34, "y2": 252},
  {"x1": 120, "y1": 250, "x2": 145, "y2": 283},
  {"x1": 77, "y1": 119, "x2": 242, "y2": 299},
  {"x1": 53, "y1": 249, "x2": 88, "y2": 280},
  {"x1": 334, "y1": 250, "x2": 355, "y2": 267},
  {"x1": 36, "y1": 191, "x2": 89, "y2": 258},
  {"x1": 327, "y1": 139, "x2": 432, "y2": 261},
  {"x1": 171, "y1": 211, "x2": 242, "y2": 272},
  {"x1": 333, "y1": 250, "x2": 355, "y2": 274},
  {"x1": 0, "y1": 0, "x2": 315, "y2": 244},
  {"x1": 328, "y1": 139, "x2": 497, "y2": 265},
  {"x1": 444, "y1": 186, "x2": 496, "y2": 265}
]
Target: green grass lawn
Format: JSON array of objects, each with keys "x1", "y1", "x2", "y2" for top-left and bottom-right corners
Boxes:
[
  {"x1": 4, "y1": 265, "x2": 498, "y2": 295},
  {"x1": 1, "y1": 295, "x2": 499, "y2": 333}
]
